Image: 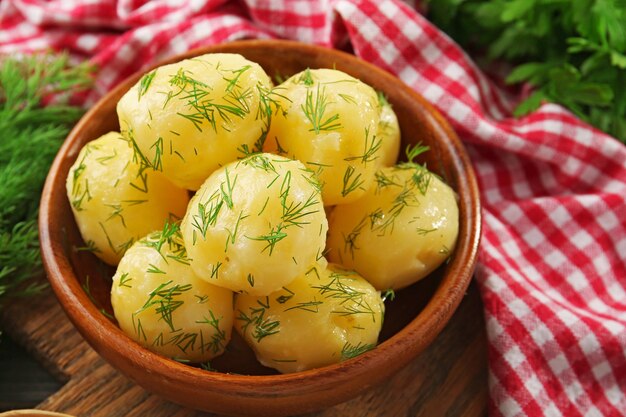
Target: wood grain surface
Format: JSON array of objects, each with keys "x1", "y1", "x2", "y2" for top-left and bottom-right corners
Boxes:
[{"x1": 0, "y1": 281, "x2": 487, "y2": 417}]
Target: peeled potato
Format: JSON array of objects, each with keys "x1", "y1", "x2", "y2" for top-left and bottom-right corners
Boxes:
[
  {"x1": 117, "y1": 53, "x2": 273, "y2": 190},
  {"x1": 235, "y1": 262, "x2": 384, "y2": 373},
  {"x1": 326, "y1": 161, "x2": 459, "y2": 290},
  {"x1": 66, "y1": 132, "x2": 189, "y2": 265},
  {"x1": 264, "y1": 69, "x2": 382, "y2": 206},
  {"x1": 377, "y1": 94, "x2": 401, "y2": 167},
  {"x1": 111, "y1": 226, "x2": 233, "y2": 363},
  {"x1": 181, "y1": 153, "x2": 328, "y2": 295}
]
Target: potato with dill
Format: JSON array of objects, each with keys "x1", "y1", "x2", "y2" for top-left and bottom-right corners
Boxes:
[
  {"x1": 111, "y1": 224, "x2": 233, "y2": 363},
  {"x1": 264, "y1": 68, "x2": 383, "y2": 206},
  {"x1": 234, "y1": 262, "x2": 384, "y2": 373},
  {"x1": 66, "y1": 132, "x2": 189, "y2": 265},
  {"x1": 181, "y1": 153, "x2": 328, "y2": 295},
  {"x1": 117, "y1": 53, "x2": 273, "y2": 190},
  {"x1": 326, "y1": 145, "x2": 459, "y2": 290}
]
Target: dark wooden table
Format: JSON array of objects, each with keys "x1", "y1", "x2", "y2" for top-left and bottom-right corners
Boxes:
[{"x1": 0, "y1": 282, "x2": 487, "y2": 416}]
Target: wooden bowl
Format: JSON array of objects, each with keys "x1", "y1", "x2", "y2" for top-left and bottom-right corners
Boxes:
[{"x1": 39, "y1": 40, "x2": 481, "y2": 416}]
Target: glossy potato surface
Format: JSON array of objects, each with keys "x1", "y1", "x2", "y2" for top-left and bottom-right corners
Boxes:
[
  {"x1": 117, "y1": 53, "x2": 273, "y2": 190},
  {"x1": 377, "y1": 97, "x2": 401, "y2": 167},
  {"x1": 264, "y1": 69, "x2": 382, "y2": 205},
  {"x1": 65, "y1": 132, "x2": 189, "y2": 265},
  {"x1": 327, "y1": 163, "x2": 459, "y2": 290},
  {"x1": 181, "y1": 153, "x2": 328, "y2": 295},
  {"x1": 234, "y1": 263, "x2": 384, "y2": 373},
  {"x1": 111, "y1": 227, "x2": 234, "y2": 363}
]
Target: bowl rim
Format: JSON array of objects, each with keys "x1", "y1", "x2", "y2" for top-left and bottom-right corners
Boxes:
[{"x1": 39, "y1": 39, "x2": 481, "y2": 399}]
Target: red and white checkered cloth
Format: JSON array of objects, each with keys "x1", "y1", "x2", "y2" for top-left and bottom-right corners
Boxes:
[{"x1": 2, "y1": 1, "x2": 625, "y2": 415}]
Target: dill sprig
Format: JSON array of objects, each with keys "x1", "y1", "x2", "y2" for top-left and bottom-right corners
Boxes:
[
  {"x1": 191, "y1": 190, "x2": 224, "y2": 244},
  {"x1": 344, "y1": 126, "x2": 382, "y2": 165},
  {"x1": 301, "y1": 84, "x2": 342, "y2": 134},
  {"x1": 0, "y1": 53, "x2": 92, "y2": 302},
  {"x1": 138, "y1": 70, "x2": 157, "y2": 101},
  {"x1": 196, "y1": 310, "x2": 227, "y2": 354},
  {"x1": 341, "y1": 165, "x2": 364, "y2": 197},
  {"x1": 236, "y1": 297, "x2": 280, "y2": 342},
  {"x1": 341, "y1": 341, "x2": 375, "y2": 360},
  {"x1": 134, "y1": 279, "x2": 193, "y2": 332},
  {"x1": 247, "y1": 224, "x2": 288, "y2": 255},
  {"x1": 313, "y1": 270, "x2": 377, "y2": 322},
  {"x1": 396, "y1": 143, "x2": 433, "y2": 196},
  {"x1": 141, "y1": 221, "x2": 191, "y2": 266},
  {"x1": 298, "y1": 68, "x2": 315, "y2": 86},
  {"x1": 165, "y1": 67, "x2": 250, "y2": 133}
]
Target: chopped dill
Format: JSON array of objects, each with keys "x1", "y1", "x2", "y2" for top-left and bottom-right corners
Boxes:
[
  {"x1": 118, "y1": 273, "x2": 133, "y2": 288},
  {"x1": 275, "y1": 287, "x2": 295, "y2": 304},
  {"x1": 138, "y1": 70, "x2": 157, "y2": 101},
  {"x1": 382, "y1": 289, "x2": 395, "y2": 302},
  {"x1": 146, "y1": 263, "x2": 166, "y2": 274},
  {"x1": 284, "y1": 298, "x2": 323, "y2": 313},
  {"x1": 236, "y1": 297, "x2": 280, "y2": 342},
  {"x1": 298, "y1": 68, "x2": 315, "y2": 86},
  {"x1": 344, "y1": 126, "x2": 382, "y2": 165},
  {"x1": 301, "y1": 84, "x2": 341, "y2": 134},
  {"x1": 196, "y1": 310, "x2": 227, "y2": 353},
  {"x1": 341, "y1": 165, "x2": 364, "y2": 197},
  {"x1": 341, "y1": 341, "x2": 375, "y2": 360},
  {"x1": 134, "y1": 280, "x2": 193, "y2": 332}
]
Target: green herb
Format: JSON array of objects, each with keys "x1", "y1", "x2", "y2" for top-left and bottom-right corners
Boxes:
[
  {"x1": 382, "y1": 289, "x2": 395, "y2": 302},
  {"x1": 343, "y1": 217, "x2": 367, "y2": 259},
  {"x1": 344, "y1": 127, "x2": 382, "y2": 165},
  {"x1": 284, "y1": 298, "x2": 323, "y2": 313},
  {"x1": 224, "y1": 210, "x2": 248, "y2": 251},
  {"x1": 119, "y1": 273, "x2": 133, "y2": 288},
  {"x1": 196, "y1": 310, "x2": 227, "y2": 354},
  {"x1": 275, "y1": 287, "x2": 295, "y2": 304},
  {"x1": 168, "y1": 331, "x2": 198, "y2": 354},
  {"x1": 134, "y1": 280, "x2": 193, "y2": 332},
  {"x1": 313, "y1": 270, "x2": 377, "y2": 322},
  {"x1": 301, "y1": 84, "x2": 342, "y2": 134},
  {"x1": 247, "y1": 224, "x2": 288, "y2": 255},
  {"x1": 341, "y1": 165, "x2": 364, "y2": 197},
  {"x1": 236, "y1": 297, "x2": 281, "y2": 342},
  {"x1": 341, "y1": 341, "x2": 375, "y2": 360},
  {"x1": 167, "y1": 68, "x2": 249, "y2": 133},
  {"x1": 190, "y1": 190, "x2": 224, "y2": 243},
  {"x1": 298, "y1": 68, "x2": 315, "y2": 86},
  {"x1": 223, "y1": 65, "x2": 251, "y2": 92},
  {"x1": 195, "y1": 294, "x2": 208, "y2": 304},
  {"x1": 427, "y1": 0, "x2": 626, "y2": 142},
  {"x1": 138, "y1": 70, "x2": 157, "y2": 101},
  {"x1": 0, "y1": 53, "x2": 92, "y2": 302}
]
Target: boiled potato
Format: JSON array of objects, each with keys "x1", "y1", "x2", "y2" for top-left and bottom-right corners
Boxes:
[
  {"x1": 235, "y1": 262, "x2": 384, "y2": 373},
  {"x1": 181, "y1": 153, "x2": 328, "y2": 295},
  {"x1": 66, "y1": 132, "x2": 189, "y2": 265},
  {"x1": 264, "y1": 69, "x2": 382, "y2": 206},
  {"x1": 111, "y1": 225, "x2": 233, "y2": 363},
  {"x1": 377, "y1": 94, "x2": 401, "y2": 166},
  {"x1": 117, "y1": 53, "x2": 273, "y2": 190},
  {"x1": 326, "y1": 158, "x2": 459, "y2": 290}
]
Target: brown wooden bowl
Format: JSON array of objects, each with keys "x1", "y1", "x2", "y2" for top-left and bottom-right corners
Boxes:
[{"x1": 39, "y1": 40, "x2": 481, "y2": 416}]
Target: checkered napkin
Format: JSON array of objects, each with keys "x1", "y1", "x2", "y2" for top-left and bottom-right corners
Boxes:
[{"x1": 2, "y1": 1, "x2": 625, "y2": 415}]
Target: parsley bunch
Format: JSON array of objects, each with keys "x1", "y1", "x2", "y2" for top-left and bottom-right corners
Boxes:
[
  {"x1": 0, "y1": 53, "x2": 92, "y2": 301},
  {"x1": 428, "y1": 0, "x2": 626, "y2": 142}
]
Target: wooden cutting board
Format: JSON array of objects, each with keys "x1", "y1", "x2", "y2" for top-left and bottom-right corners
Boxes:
[{"x1": 0, "y1": 281, "x2": 487, "y2": 416}]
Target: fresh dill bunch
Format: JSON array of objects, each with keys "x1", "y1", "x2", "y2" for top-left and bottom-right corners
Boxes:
[{"x1": 0, "y1": 52, "x2": 93, "y2": 301}]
